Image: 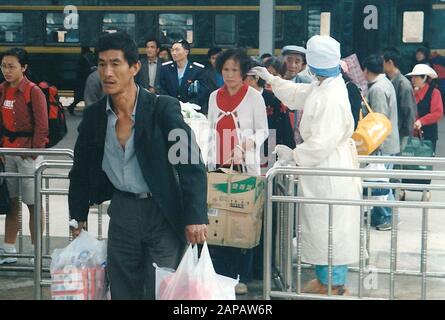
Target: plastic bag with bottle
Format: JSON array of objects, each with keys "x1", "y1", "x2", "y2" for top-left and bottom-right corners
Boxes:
[{"x1": 50, "y1": 230, "x2": 108, "y2": 300}]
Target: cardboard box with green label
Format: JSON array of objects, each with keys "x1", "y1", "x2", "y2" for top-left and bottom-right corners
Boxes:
[{"x1": 206, "y1": 170, "x2": 266, "y2": 248}]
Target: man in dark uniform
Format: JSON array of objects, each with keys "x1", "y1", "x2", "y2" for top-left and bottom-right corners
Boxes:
[{"x1": 159, "y1": 39, "x2": 209, "y2": 113}]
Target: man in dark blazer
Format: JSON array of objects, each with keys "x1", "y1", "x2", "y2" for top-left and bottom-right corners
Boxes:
[
  {"x1": 68, "y1": 32, "x2": 208, "y2": 300},
  {"x1": 159, "y1": 39, "x2": 210, "y2": 113},
  {"x1": 135, "y1": 37, "x2": 162, "y2": 94}
]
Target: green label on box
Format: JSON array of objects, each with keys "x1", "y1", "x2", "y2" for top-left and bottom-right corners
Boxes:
[{"x1": 213, "y1": 177, "x2": 257, "y2": 194}]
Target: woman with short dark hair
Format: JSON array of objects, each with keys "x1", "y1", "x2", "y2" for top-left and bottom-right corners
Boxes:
[
  {"x1": 207, "y1": 49, "x2": 268, "y2": 295},
  {"x1": 0, "y1": 47, "x2": 48, "y2": 264}
]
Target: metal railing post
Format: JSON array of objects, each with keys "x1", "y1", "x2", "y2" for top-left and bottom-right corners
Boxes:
[
  {"x1": 420, "y1": 191, "x2": 429, "y2": 300},
  {"x1": 18, "y1": 179, "x2": 23, "y2": 253},
  {"x1": 45, "y1": 177, "x2": 50, "y2": 255},
  {"x1": 34, "y1": 164, "x2": 44, "y2": 300},
  {"x1": 263, "y1": 173, "x2": 275, "y2": 300},
  {"x1": 359, "y1": 203, "x2": 365, "y2": 298},
  {"x1": 285, "y1": 175, "x2": 294, "y2": 292},
  {"x1": 327, "y1": 204, "x2": 334, "y2": 296}
]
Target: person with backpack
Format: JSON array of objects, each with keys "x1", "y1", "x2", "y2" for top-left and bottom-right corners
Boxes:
[{"x1": 0, "y1": 47, "x2": 48, "y2": 264}]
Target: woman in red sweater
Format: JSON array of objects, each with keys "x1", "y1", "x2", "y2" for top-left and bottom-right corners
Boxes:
[
  {"x1": 0, "y1": 48, "x2": 48, "y2": 264},
  {"x1": 407, "y1": 64, "x2": 444, "y2": 153}
]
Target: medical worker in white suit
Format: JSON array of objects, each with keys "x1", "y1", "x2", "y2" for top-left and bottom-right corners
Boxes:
[{"x1": 253, "y1": 35, "x2": 362, "y2": 295}]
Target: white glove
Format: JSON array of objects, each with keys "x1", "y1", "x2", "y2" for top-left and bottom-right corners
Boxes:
[
  {"x1": 273, "y1": 145, "x2": 296, "y2": 166},
  {"x1": 251, "y1": 66, "x2": 274, "y2": 83}
]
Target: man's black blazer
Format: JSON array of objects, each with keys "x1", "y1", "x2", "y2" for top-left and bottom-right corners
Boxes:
[
  {"x1": 68, "y1": 88, "x2": 208, "y2": 243},
  {"x1": 135, "y1": 56, "x2": 162, "y2": 93}
]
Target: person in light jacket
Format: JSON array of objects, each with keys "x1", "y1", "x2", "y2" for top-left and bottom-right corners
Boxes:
[
  {"x1": 207, "y1": 49, "x2": 268, "y2": 295},
  {"x1": 362, "y1": 54, "x2": 400, "y2": 231},
  {"x1": 383, "y1": 47, "x2": 417, "y2": 139},
  {"x1": 253, "y1": 35, "x2": 361, "y2": 295},
  {"x1": 207, "y1": 49, "x2": 268, "y2": 176}
]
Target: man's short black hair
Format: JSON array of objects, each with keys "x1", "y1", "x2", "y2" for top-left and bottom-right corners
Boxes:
[
  {"x1": 362, "y1": 54, "x2": 384, "y2": 74},
  {"x1": 172, "y1": 39, "x2": 191, "y2": 52},
  {"x1": 97, "y1": 32, "x2": 139, "y2": 66},
  {"x1": 264, "y1": 56, "x2": 287, "y2": 78},
  {"x1": 144, "y1": 37, "x2": 160, "y2": 49},
  {"x1": 207, "y1": 47, "x2": 222, "y2": 59},
  {"x1": 215, "y1": 48, "x2": 251, "y2": 79},
  {"x1": 382, "y1": 47, "x2": 401, "y2": 68},
  {"x1": 3, "y1": 47, "x2": 28, "y2": 67},
  {"x1": 248, "y1": 60, "x2": 266, "y2": 88},
  {"x1": 158, "y1": 46, "x2": 172, "y2": 59},
  {"x1": 260, "y1": 53, "x2": 272, "y2": 60},
  {"x1": 416, "y1": 46, "x2": 430, "y2": 58}
]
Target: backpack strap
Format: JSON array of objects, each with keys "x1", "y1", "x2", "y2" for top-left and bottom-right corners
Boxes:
[{"x1": 23, "y1": 81, "x2": 37, "y2": 106}]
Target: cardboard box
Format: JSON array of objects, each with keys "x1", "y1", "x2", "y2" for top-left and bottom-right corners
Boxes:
[
  {"x1": 207, "y1": 170, "x2": 266, "y2": 214},
  {"x1": 207, "y1": 195, "x2": 264, "y2": 249}
]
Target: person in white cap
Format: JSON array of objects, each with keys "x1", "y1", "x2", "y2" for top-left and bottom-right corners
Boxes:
[
  {"x1": 281, "y1": 45, "x2": 312, "y2": 84},
  {"x1": 406, "y1": 64, "x2": 444, "y2": 153},
  {"x1": 281, "y1": 45, "x2": 311, "y2": 147},
  {"x1": 253, "y1": 35, "x2": 361, "y2": 295}
]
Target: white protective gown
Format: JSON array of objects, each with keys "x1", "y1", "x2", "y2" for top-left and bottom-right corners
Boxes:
[{"x1": 270, "y1": 74, "x2": 362, "y2": 265}]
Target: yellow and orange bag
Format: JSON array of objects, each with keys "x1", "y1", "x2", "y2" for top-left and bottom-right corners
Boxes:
[{"x1": 352, "y1": 95, "x2": 392, "y2": 155}]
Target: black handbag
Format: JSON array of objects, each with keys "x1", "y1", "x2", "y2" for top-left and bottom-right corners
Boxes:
[{"x1": 0, "y1": 161, "x2": 11, "y2": 215}]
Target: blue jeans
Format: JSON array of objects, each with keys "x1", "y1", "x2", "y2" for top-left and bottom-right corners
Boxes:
[
  {"x1": 315, "y1": 265, "x2": 348, "y2": 286},
  {"x1": 371, "y1": 190, "x2": 394, "y2": 226},
  {"x1": 369, "y1": 156, "x2": 395, "y2": 226}
]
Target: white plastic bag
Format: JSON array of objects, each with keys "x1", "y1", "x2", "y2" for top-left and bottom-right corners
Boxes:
[
  {"x1": 50, "y1": 230, "x2": 108, "y2": 300},
  {"x1": 155, "y1": 242, "x2": 238, "y2": 300}
]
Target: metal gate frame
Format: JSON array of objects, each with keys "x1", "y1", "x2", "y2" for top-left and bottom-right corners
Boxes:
[{"x1": 264, "y1": 156, "x2": 445, "y2": 300}]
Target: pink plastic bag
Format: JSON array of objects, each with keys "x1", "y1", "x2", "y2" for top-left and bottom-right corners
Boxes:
[{"x1": 155, "y1": 242, "x2": 238, "y2": 300}]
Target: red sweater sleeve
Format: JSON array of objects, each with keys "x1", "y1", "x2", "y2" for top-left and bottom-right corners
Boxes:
[
  {"x1": 419, "y1": 88, "x2": 444, "y2": 126},
  {"x1": 30, "y1": 86, "x2": 49, "y2": 148}
]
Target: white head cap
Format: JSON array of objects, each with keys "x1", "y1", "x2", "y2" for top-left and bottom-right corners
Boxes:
[
  {"x1": 406, "y1": 64, "x2": 438, "y2": 79},
  {"x1": 306, "y1": 35, "x2": 341, "y2": 69},
  {"x1": 281, "y1": 45, "x2": 306, "y2": 56}
]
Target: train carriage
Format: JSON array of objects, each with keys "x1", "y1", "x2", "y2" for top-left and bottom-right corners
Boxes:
[{"x1": 0, "y1": 0, "x2": 443, "y2": 90}]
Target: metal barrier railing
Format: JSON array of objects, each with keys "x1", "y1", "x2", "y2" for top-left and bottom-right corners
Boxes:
[
  {"x1": 32, "y1": 159, "x2": 107, "y2": 299},
  {"x1": 264, "y1": 158, "x2": 445, "y2": 300},
  {"x1": 0, "y1": 149, "x2": 108, "y2": 300},
  {"x1": 34, "y1": 160, "x2": 72, "y2": 300},
  {"x1": 0, "y1": 148, "x2": 74, "y2": 268}
]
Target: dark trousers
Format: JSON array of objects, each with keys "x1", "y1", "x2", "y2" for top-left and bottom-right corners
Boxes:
[
  {"x1": 209, "y1": 245, "x2": 254, "y2": 283},
  {"x1": 107, "y1": 191, "x2": 184, "y2": 300}
]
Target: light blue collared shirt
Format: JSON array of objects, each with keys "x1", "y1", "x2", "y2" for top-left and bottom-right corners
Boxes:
[
  {"x1": 177, "y1": 60, "x2": 188, "y2": 85},
  {"x1": 102, "y1": 86, "x2": 150, "y2": 194}
]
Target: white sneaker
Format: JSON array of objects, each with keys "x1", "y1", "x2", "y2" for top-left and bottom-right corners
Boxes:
[{"x1": 0, "y1": 247, "x2": 18, "y2": 264}]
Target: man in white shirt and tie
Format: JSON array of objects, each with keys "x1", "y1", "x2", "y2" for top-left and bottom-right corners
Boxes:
[{"x1": 135, "y1": 37, "x2": 162, "y2": 94}]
